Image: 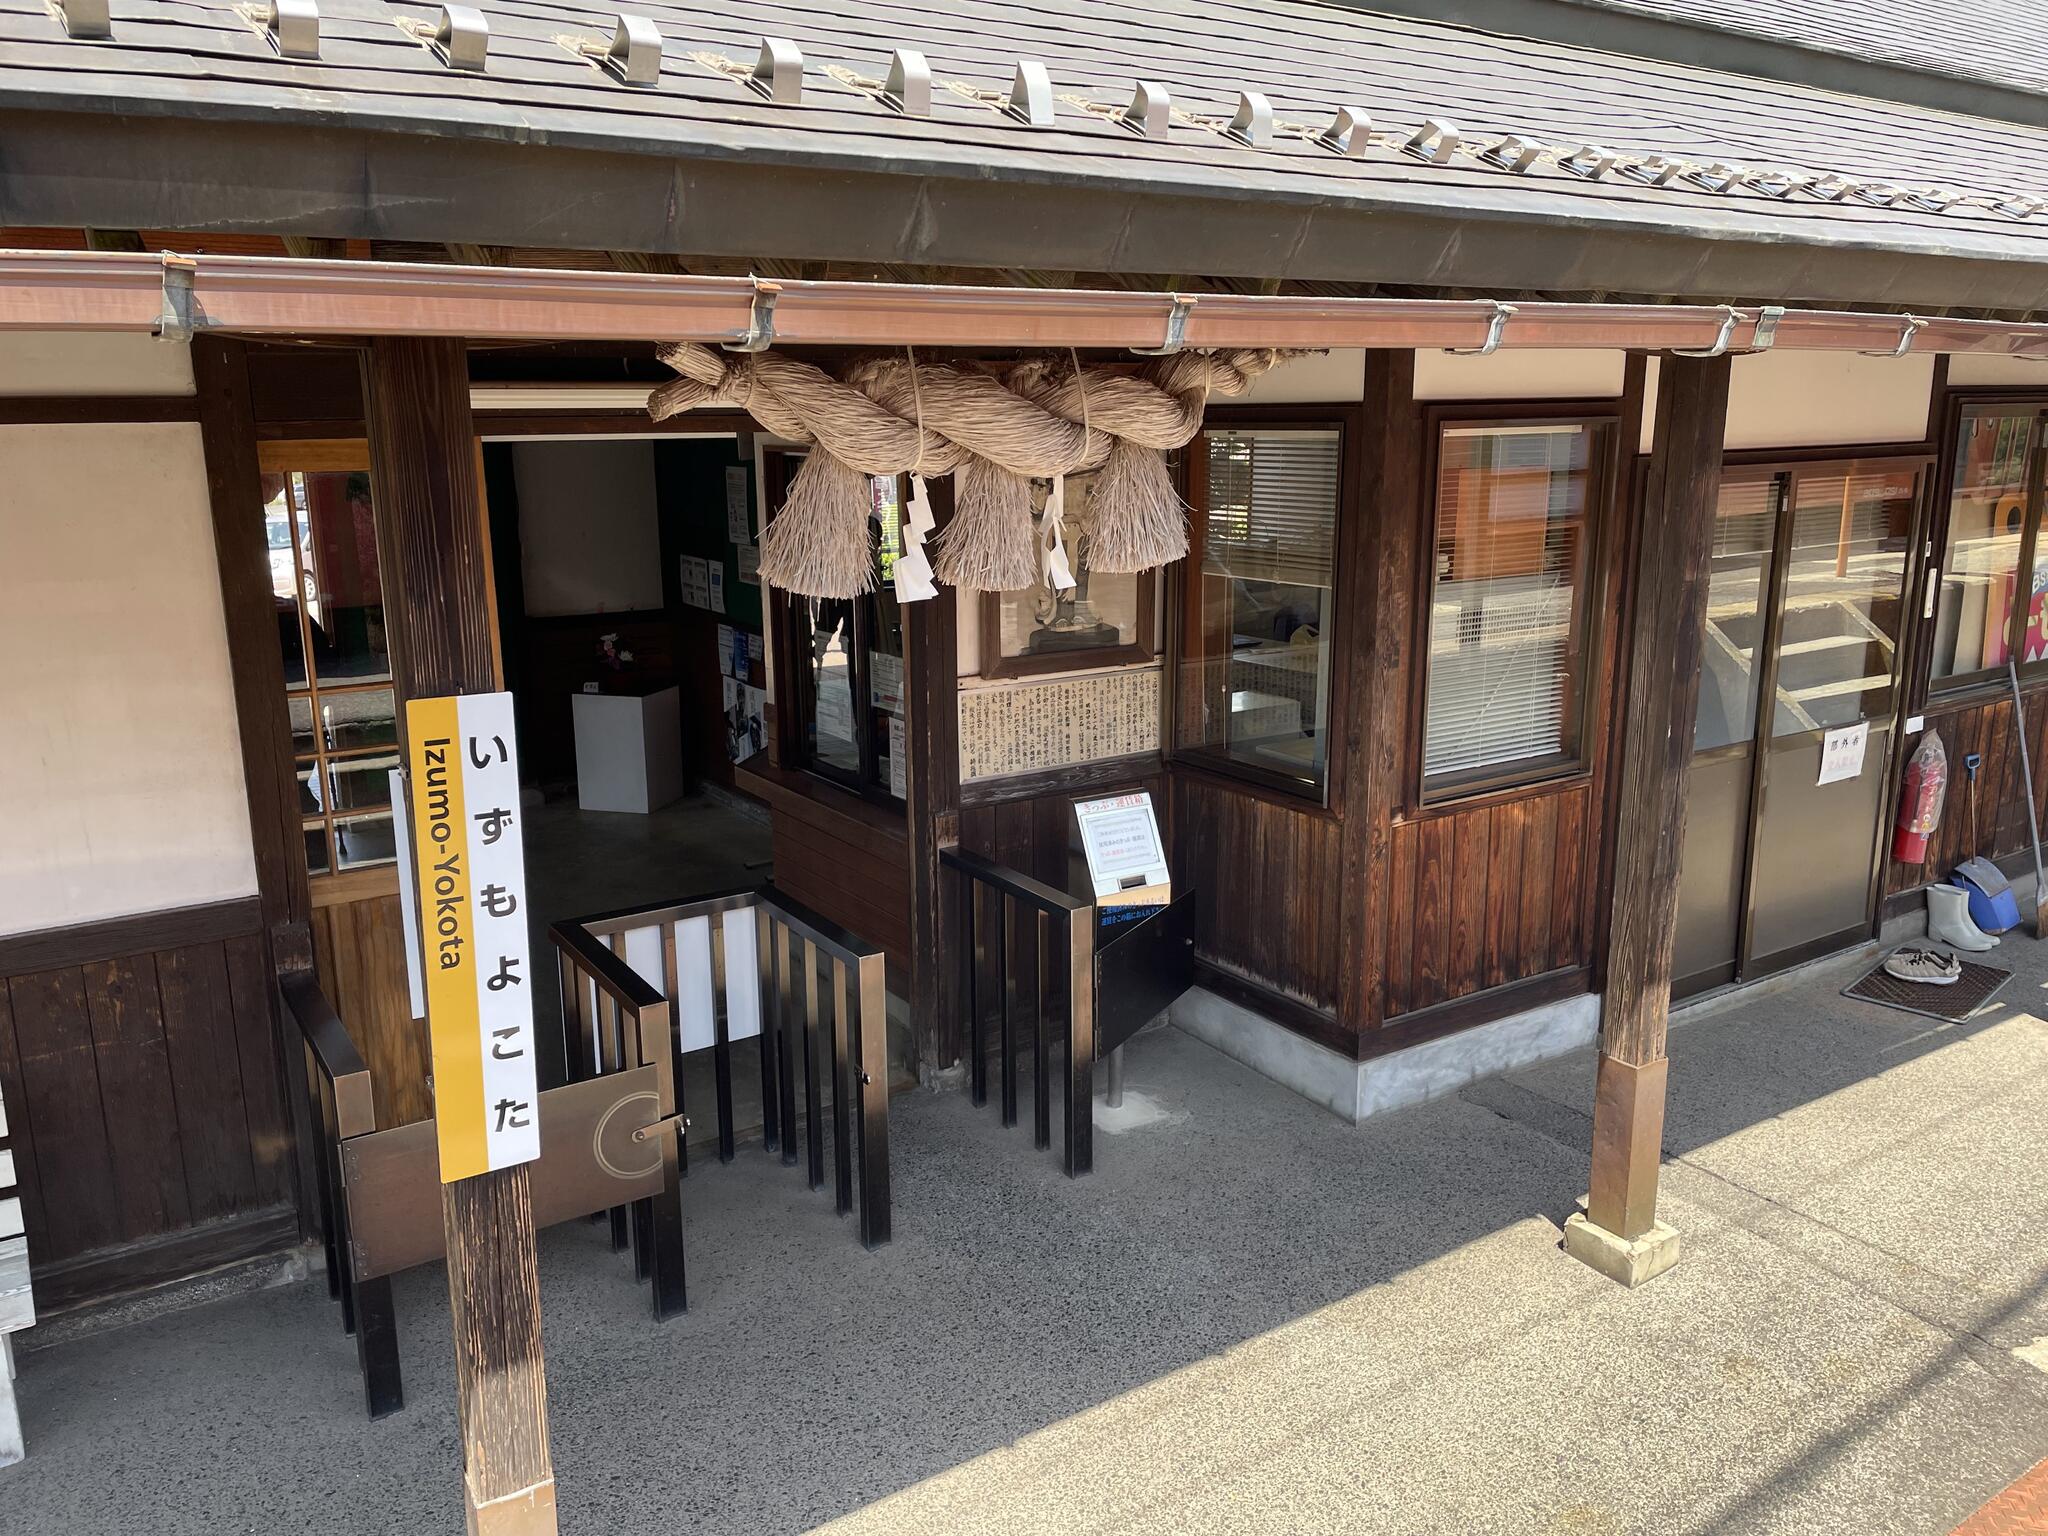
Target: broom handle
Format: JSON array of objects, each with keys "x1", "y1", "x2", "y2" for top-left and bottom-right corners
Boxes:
[{"x1": 2007, "y1": 657, "x2": 2048, "y2": 938}]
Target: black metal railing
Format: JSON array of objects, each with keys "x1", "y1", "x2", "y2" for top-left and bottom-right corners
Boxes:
[
  {"x1": 941, "y1": 847, "x2": 1096, "y2": 1178},
  {"x1": 548, "y1": 917, "x2": 685, "y2": 1317},
  {"x1": 551, "y1": 884, "x2": 891, "y2": 1249},
  {"x1": 284, "y1": 969, "x2": 402, "y2": 1419}
]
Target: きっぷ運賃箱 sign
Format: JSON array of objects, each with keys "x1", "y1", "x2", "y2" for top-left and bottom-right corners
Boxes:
[{"x1": 405, "y1": 692, "x2": 540, "y2": 1184}]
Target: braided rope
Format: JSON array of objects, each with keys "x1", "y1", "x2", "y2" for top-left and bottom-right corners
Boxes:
[{"x1": 650, "y1": 342, "x2": 1294, "y2": 596}]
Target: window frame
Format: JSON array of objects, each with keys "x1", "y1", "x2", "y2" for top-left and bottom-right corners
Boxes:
[
  {"x1": 763, "y1": 449, "x2": 909, "y2": 812},
  {"x1": 1165, "y1": 404, "x2": 1362, "y2": 809},
  {"x1": 1923, "y1": 391, "x2": 2048, "y2": 702},
  {"x1": 1413, "y1": 403, "x2": 1622, "y2": 807},
  {"x1": 258, "y1": 438, "x2": 402, "y2": 890},
  {"x1": 978, "y1": 568, "x2": 1157, "y2": 680}
]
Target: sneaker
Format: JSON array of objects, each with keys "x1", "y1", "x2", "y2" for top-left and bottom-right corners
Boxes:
[{"x1": 1883, "y1": 947, "x2": 1961, "y2": 986}]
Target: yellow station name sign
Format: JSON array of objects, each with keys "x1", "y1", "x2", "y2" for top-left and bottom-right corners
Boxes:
[{"x1": 405, "y1": 692, "x2": 541, "y2": 1184}]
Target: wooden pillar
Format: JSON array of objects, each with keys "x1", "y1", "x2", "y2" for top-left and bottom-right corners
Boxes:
[
  {"x1": 903, "y1": 481, "x2": 962, "y2": 1079},
  {"x1": 1339, "y1": 350, "x2": 1421, "y2": 1036},
  {"x1": 193, "y1": 336, "x2": 325, "y2": 1233},
  {"x1": 1568, "y1": 352, "x2": 1732, "y2": 1287},
  {"x1": 362, "y1": 337, "x2": 557, "y2": 1533}
]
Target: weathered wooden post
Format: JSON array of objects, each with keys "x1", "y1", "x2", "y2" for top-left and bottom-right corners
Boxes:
[
  {"x1": 364, "y1": 336, "x2": 557, "y2": 1532},
  {"x1": 1565, "y1": 352, "x2": 1732, "y2": 1287}
]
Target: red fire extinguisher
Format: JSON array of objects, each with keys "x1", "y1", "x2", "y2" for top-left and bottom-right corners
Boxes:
[{"x1": 1893, "y1": 727, "x2": 1949, "y2": 864}]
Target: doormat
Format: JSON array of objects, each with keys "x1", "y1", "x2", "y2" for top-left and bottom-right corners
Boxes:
[{"x1": 1843, "y1": 954, "x2": 2013, "y2": 1025}]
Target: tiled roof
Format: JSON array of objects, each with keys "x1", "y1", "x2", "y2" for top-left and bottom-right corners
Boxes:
[
  {"x1": 1562, "y1": 0, "x2": 2048, "y2": 105},
  {"x1": 4, "y1": 0, "x2": 2048, "y2": 301}
]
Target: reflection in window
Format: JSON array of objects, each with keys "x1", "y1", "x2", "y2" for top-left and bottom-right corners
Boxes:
[
  {"x1": 781, "y1": 465, "x2": 906, "y2": 802},
  {"x1": 1931, "y1": 409, "x2": 2034, "y2": 685},
  {"x1": 1422, "y1": 423, "x2": 1600, "y2": 791},
  {"x1": 1694, "y1": 475, "x2": 1782, "y2": 753},
  {"x1": 1768, "y1": 466, "x2": 1913, "y2": 735},
  {"x1": 988, "y1": 472, "x2": 1151, "y2": 676},
  {"x1": 267, "y1": 460, "x2": 397, "y2": 875},
  {"x1": 1176, "y1": 428, "x2": 1340, "y2": 796}
]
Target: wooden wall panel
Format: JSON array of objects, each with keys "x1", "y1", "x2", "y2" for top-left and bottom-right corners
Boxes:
[
  {"x1": 1886, "y1": 690, "x2": 2048, "y2": 897},
  {"x1": 1384, "y1": 782, "x2": 1593, "y2": 1019},
  {"x1": 0, "y1": 903, "x2": 298, "y2": 1306},
  {"x1": 740, "y1": 761, "x2": 914, "y2": 977},
  {"x1": 1170, "y1": 774, "x2": 1342, "y2": 1013},
  {"x1": 311, "y1": 892, "x2": 433, "y2": 1130}
]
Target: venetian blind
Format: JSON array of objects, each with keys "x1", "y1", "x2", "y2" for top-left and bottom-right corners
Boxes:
[
  {"x1": 1202, "y1": 429, "x2": 1340, "y2": 588},
  {"x1": 1422, "y1": 426, "x2": 1591, "y2": 783}
]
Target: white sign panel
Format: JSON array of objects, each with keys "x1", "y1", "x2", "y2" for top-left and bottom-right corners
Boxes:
[
  {"x1": 1817, "y1": 720, "x2": 1870, "y2": 787},
  {"x1": 405, "y1": 691, "x2": 541, "y2": 1183},
  {"x1": 1074, "y1": 792, "x2": 1170, "y2": 903}
]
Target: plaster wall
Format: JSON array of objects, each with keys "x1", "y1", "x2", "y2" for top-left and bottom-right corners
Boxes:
[{"x1": 0, "y1": 418, "x2": 258, "y2": 934}]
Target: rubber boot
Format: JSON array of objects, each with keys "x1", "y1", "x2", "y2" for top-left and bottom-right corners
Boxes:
[{"x1": 1928, "y1": 882, "x2": 1998, "y2": 951}]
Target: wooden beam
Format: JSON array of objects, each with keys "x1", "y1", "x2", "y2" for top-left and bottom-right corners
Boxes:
[
  {"x1": 362, "y1": 336, "x2": 557, "y2": 1533},
  {"x1": 903, "y1": 479, "x2": 963, "y2": 1078},
  {"x1": 1578, "y1": 352, "x2": 1732, "y2": 1276}
]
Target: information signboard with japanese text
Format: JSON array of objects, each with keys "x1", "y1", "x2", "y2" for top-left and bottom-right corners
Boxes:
[{"x1": 405, "y1": 691, "x2": 541, "y2": 1184}]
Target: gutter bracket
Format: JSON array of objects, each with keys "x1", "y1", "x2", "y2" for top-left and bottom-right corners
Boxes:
[
  {"x1": 156, "y1": 252, "x2": 198, "y2": 343},
  {"x1": 1131, "y1": 293, "x2": 1196, "y2": 356},
  {"x1": 725, "y1": 276, "x2": 782, "y2": 352},
  {"x1": 1671, "y1": 304, "x2": 1739, "y2": 358},
  {"x1": 1747, "y1": 304, "x2": 1786, "y2": 352},
  {"x1": 1446, "y1": 300, "x2": 1516, "y2": 356},
  {"x1": 1861, "y1": 314, "x2": 1927, "y2": 359}
]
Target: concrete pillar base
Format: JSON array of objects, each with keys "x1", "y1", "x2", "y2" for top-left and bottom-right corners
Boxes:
[{"x1": 1563, "y1": 1211, "x2": 1682, "y2": 1288}]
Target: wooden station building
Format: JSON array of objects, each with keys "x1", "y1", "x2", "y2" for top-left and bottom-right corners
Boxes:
[{"x1": 7, "y1": 0, "x2": 2048, "y2": 1515}]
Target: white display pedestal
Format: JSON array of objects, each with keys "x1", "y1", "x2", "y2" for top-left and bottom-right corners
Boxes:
[{"x1": 571, "y1": 684, "x2": 685, "y2": 814}]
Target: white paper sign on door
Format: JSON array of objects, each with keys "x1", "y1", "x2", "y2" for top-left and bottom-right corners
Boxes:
[{"x1": 1816, "y1": 720, "x2": 1870, "y2": 787}]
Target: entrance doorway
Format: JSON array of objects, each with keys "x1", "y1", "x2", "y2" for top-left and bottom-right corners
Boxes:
[
  {"x1": 1674, "y1": 456, "x2": 1929, "y2": 995},
  {"x1": 477, "y1": 431, "x2": 774, "y2": 1093}
]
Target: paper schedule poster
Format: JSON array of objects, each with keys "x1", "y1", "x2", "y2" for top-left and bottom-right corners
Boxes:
[
  {"x1": 725, "y1": 465, "x2": 752, "y2": 544},
  {"x1": 404, "y1": 691, "x2": 541, "y2": 1182}
]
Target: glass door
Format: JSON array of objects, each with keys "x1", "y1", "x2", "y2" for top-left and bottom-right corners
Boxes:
[
  {"x1": 1673, "y1": 472, "x2": 1782, "y2": 994},
  {"x1": 1674, "y1": 458, "x2": 1926, "y2": 995},
  {"x1": 1744, "y1": 462, "x2": 1920, "y2": 973}
]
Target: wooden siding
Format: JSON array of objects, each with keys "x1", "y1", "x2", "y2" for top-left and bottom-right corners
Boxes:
[
  {"x1": 1885, "y1": 689, "x2": 2048, "y2": 897},
  {"x1": 0, "y1": 902, "x2": 296, "y2": 1308},
  {"x1": 310, "y1": 891, "x2": 433, "y2": 1129},
  {"x1": 1169, "y1": 773, "x2": 1342, "y2": 1013},
  {"x1": 1384, "y1": 783, "x2": 1593, "y2": 1017},
  {"x1": 740, "y1": 761, "x2": 912, "y2": 976}
]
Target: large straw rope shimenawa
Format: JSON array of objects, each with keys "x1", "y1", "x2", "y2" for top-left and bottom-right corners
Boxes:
[{"x1": 648, "y1": 342, "x2": 1295, "y2": 597}]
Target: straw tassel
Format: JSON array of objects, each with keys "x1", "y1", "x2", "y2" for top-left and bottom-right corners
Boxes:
[
  {"x1": 757, "y1": 450, "x2": 877, "y2": 598},
  {"x1": 1084, "y1": 438, "x2": 1188, "y2": 573},
  {"x1": 934, "y1": 457, "x2": 1038, "y2": 592}
]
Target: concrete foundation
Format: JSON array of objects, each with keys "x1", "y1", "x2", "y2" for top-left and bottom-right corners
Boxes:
[
  {"x1": 1171, "y1": 984, "x2": 1602, "y2": 1123},
  {"x1": 1562, "y1": 1211, "x2": 1683, "y2": 1287}
]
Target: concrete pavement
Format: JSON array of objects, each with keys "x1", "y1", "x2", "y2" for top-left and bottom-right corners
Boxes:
[{"x1": 3, "y1": 938, "x2": 2045, "y2": 1534}]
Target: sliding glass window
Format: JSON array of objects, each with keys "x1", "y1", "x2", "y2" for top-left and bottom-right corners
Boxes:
[
  {"x1": 1174, "y1": 425, "x2": 1343, "y2": 799},
  {"x1": 1421, "y1": 420, "x2": 1605, "y2": 797},
  {"x1": 1929, "y1": 405, "x2": 2044, "y2": 690},
  {"x1": 265, "y1": 452, "x2": 399, "y2": 878}
]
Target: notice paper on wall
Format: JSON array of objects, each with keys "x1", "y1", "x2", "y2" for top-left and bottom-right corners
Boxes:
[
  {"x1": 737, "y1": 543, "x2": 760, "y2": 586},
  {"x1": 725, "y1": 465, "x2": 752, "y2": 544},
  {"x1": 889, "y1": 714, "x2": 907, "y2": 799},
  {"x1": 1073, "y1": 792, "x2": 1170, "y2": 908},
  {"x1": 1817, "y1": 720, "x2": 1870, "y2": 786},
  {"x1": 708, "y1": 561, "x2": 726, "y2": 614},
  {"x1": 403, "y1": 691, "x2": 541, "y2": 1183},
  {"x1": 680, "y1": 554, "x2": 710, "y2": 609}
]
